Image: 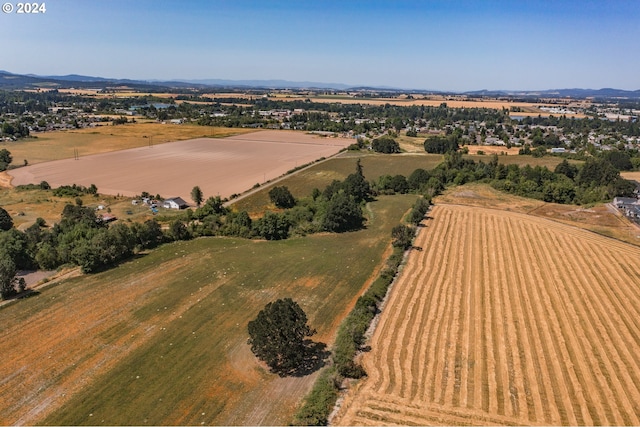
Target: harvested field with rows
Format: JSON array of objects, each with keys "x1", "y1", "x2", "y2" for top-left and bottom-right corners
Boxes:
[{"x1": 334, "y1": 204, "x2": 640, "y2": 426}]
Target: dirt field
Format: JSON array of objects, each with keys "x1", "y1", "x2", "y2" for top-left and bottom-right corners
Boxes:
[
  {"x1": 7, "y1": 130, "x2": 353, "y2": 200},
  {"x1": 0, "y1": 123, "x2": 254, "y2": 165},
  {"x1": 333, "y1": 204, "x2": 640, "y2": 425},
  {"x1": 621, "y1": 171, "x2": 640, "y2": 182}
]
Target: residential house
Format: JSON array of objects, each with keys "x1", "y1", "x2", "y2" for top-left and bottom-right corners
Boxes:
[{"x1": 163, "y1": 197, "x2": 188, "y2": 210}]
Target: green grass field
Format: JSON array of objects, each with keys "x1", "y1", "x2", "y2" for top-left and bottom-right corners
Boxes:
[
  {"x1": 3, "y1": 194, "x2": 417, "y2": 426},
  {"x1": 233, "y1": 153, "x2": 444, "y2": 214}
]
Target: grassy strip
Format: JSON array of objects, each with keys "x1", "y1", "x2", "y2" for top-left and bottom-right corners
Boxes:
[{"x1": 293, "y1": 204, "x2": 419, "y2": 425}]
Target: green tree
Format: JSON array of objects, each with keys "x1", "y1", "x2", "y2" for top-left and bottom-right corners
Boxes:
[
  {"x1": 268, "y1": 186, "x2": 296, "y2": 209},
  {"x1": 168, "y1": 220, "x2": 191, "y2": 241},
  {"x1": 371, "y1": 135, "x2": 400, "y2": 154},
  {"x1": 131, "y1": 219, "x2": 164, "y2": 249},
  {"x1": 191, "y1": 186, "x2": 203, "y2": 207},
  {"x1": 603, "y1": 151, "x2": 633, "y2": 171},
  {"x1": 254, "y1": 211, "x2": 290, "y2": 240},
  {"x1": 408, "y1": 168, "x2": 431, "y2": 190},
  {"x1": 195, "y1": 196, "x2": 227, "y2": 219},
  {"x1": 576, "y1": 158, "x2": 619, "y2": 187},
  {"x1": 0, "y1": 254, "x2": 25, "y2": 300},
  {"x1": 322, "y1": 192, "x2": 364, "y2": 233},
  {"x1": 342, "y1": 160, "x2": 371, "y2": 202},
  {"x1": 0, "y1": 207, "x2": 13, "y2": 231},
  {"x1": 247, "y1": 298, "x2": 316, "y2": 375},
  {"x1": 409, "y1": 197, "x2": 431, "y2": 225},
  {"x1": 554, "y1": 159, "x2": 578, "y2": 180},
  {"x1": 391, "y1": 224, "x2": 415, "y2": 249},
  {"x1": 424, "y1": 135, "x2": 459, "y2": 154},
  {"x1": 0, "y1": 148, "x2": 12, "y2": 171}
]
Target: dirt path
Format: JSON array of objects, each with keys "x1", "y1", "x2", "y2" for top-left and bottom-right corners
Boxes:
[{"x1": 333, "y1": 204, "x2": 640, "y2": 425}]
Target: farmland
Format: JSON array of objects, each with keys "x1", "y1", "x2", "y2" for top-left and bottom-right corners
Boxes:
[
  {"x1": 7, "y1": 130, "x2": 353, "y2": 199},
  {"x1": 232, "y1": 152, "x2": 444, "y2": 214},
  {"x1": 0, "y1": 194, "x2": 418, "y2": 426},
  {"x1": 334, "y1": 203, "x2": 640, "y2": 425},
  {"x1": 1, "y1": 123, "x2": 254, "y2": 165}
]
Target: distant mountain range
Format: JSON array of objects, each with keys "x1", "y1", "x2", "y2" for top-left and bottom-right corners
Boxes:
[{"x1": 1, "y1": 70, "x2": 639, "y2": 99}]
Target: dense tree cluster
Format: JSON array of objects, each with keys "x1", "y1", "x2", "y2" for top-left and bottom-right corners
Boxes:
[
  {"x1": 52, "y1": 183, "x2": 98, "y2": 197},
  {"x1": 424, "y1": 135, "x2": 460, "y2": 154},
  {"x1": 371, "y1": 136, "x2": 400, "y2": 153}
]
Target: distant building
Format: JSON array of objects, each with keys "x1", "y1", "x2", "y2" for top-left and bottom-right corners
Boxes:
[
  {"x1": 613, "y1": 197, "x2": 638, "y2": 208},
  {"x1": 163, "y1": 197, "x2": 188, "y2": 210},
  {"x1": 100, "y1": 214, "x2": 117, "y2": 223}
]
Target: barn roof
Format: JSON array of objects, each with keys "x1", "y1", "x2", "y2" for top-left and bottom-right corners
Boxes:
[{"x1": 165, "y1": 197, "x2": 188, "y2": 206}]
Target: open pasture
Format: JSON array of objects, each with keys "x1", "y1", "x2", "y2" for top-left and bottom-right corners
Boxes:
[
  {"x1": 7, "y1": 130, "x2": 353, "y2": 200},
  {"x1": 335, "y1": 204, "x2": 640, "y2": 425},
  {"x1": 0, "y1": 194, "x2": 417, "y2": 426},
  {"x1": 1, "y1": 123, "x2": 254, "y2": 165},
  {"x1": 232, "y1": 153, "x2": 444, "y2": 214}
]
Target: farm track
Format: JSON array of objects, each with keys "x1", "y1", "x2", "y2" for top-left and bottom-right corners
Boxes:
[{"x1": 334, "y1": 204, "x2": 640, "y2": 426}]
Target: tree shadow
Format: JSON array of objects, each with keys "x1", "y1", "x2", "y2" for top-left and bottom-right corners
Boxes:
[{"x1": 277, "y1": 340, "x2": 331, "y2": 378}]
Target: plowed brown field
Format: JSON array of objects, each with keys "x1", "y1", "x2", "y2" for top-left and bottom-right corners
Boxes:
[
  {"x1": 334, "y1": 204, "x2": 640, "y2": 426},
  {"x1": 7, "y1": 130, "x2": 352, "y2": 199}
]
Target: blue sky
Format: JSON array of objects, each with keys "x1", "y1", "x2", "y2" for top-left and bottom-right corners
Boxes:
[{"x1": 1, "y1": 0, "x2": 638, "y2": 91}]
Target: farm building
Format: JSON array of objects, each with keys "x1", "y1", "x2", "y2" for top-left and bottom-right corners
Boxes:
[
  {"x1": 613, "y1": 196, "x2": 640, "y2": 218},
  {"x1": 99, "y1": 214, "x2": 117, "y2": 223},
  {"x1": 163, "y1": 197, "x2": 188, "y2": 210},
  {"x1": 613, "y1": 196, "x2": 639, "y2": 208}
]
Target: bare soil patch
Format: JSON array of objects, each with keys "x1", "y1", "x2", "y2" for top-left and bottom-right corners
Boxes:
[
  {"x1": 0, "y1": 171, "x2": 12, "y2": 188},
  {"x1": 2, "y1": 123, "x2": 254, "y2": 165},
  {"x1": 621, "y1": 171, "x2": 640, "y2": 182},
  {"x1": 8, "y1": 130, "x2": 353, "y2": 200}
]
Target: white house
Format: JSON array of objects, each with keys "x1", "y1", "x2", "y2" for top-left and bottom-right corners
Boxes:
[{"x1": 163, "y1": 197, "x2": 188, "y2": 210}]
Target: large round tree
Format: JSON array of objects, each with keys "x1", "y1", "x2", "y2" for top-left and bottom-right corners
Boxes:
[
  {"x1": 268, "y1": 185, "x2": 295, "y2": 209},
  {"x1": 247, "y1": 298, "x2": 315, "y2": 375}
]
